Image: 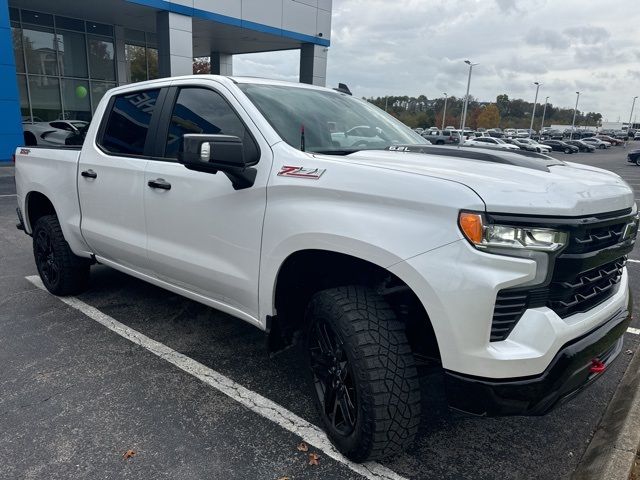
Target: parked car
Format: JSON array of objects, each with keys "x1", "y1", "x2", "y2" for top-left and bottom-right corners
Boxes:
[
  {"x1": 14, "y1": 75, "x2": 638, "y2": 462},
  {"x1": 583, "y1": 137, "x2": 612, "y2": 149},
  {"x1": 541, "y1": 140, "x2": 579, "y2": 154},
  {"x1": 22, "y1": 120, "x2": 89, "y2": 146},
  {"x1": 422, "y1": 129, "x2": 460, "y2": 145},
  {"x1": 515, "y1": 129, "x2": 530, "y2": 138},
  {"x1": 635, "y1": 132, "x2": 640, "y2": 140},
  {"x1": 464, "y1": 137, "x2": 520, "y2": 150},
  {"x1": 517, "y1": 138, "x2": 552, "y2": 153},
  {"x1": 565, "y1": 140, "x2": 596, "y2": 152},
  {"x1": 596, "y1": 135, "x2": 623, "y2": 146},
  {"x1": 503, "y1": 128, "x2": 517, "y2": 137},
  {"x1": 627, "y1": 148, "x2": 640, "y2": 165},
  {"x1": 503, "y1": 138, "x2": 526, "y2": 150}
]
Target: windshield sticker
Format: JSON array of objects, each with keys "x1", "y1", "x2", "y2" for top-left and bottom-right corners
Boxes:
[{"x1": 277, "y1": 166, "x2": 326, "y2": 180}]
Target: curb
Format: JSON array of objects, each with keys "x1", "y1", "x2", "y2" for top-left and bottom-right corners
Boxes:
[{"x1": 573, "y1": 343, "x2": 640, "y2": 479}]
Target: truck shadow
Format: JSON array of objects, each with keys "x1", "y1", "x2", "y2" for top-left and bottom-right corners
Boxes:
[{"x1": 80, "y1": 265, "x2": 630, "y2": 480}]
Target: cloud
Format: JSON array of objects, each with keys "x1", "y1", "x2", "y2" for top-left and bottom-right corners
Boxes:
[
  {"x1": 233, "y1": 0, "x2": 640, "y2": 120},
  {"x1": 524, "y1": 28, "x2": 570, "y2": 50},
  {"x1": 564, "y1": 26, "x2": 610, "y2": 45},
  {"x1": 494, "y1": 0, "x2": 520, "y2": 13}
]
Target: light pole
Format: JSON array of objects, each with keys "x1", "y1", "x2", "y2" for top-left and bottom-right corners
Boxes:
[
  {"x1": 570, "y1": 91, "x2": 580, "y2": 140},
  {"x1": 539, "y1": 96, "x2": 549, "y2": 138},
  {"x1": 528, "y1": 82, "x2": 541, "y2": 138},
  {"x1": 385, "y1": 97, "x2": 389, "y2": 112},
  {"x1": 441, "y1": 93, "x2": 448, "y2": 130},
  {"x1": 628, "y1": 96, "x2": 637, "y2": 136},
  {"x1": 460, "y1": 60, "x2": 478, "y2": 144}
]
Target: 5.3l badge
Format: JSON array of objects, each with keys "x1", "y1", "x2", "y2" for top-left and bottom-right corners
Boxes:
[{"x1": 277, "y1": 166, "x2": 326, "y2": 180}]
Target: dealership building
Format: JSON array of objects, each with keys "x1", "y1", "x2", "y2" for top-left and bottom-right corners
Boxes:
[{"x1": 0, "y1": 0, "x2": 332, "y2": 162}]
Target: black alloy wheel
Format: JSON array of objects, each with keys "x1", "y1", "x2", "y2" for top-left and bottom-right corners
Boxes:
[
  {"x1": 308, "y1": 319, "x2": 358, "y2": 436},
  {"x1": 35, "y1": 228, "x2": 59, "y2": 288}
]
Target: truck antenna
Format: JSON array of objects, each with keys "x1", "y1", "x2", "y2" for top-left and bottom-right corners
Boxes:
[{"x1": 300, "y1": 124, "x2": 306, "y2": 152}]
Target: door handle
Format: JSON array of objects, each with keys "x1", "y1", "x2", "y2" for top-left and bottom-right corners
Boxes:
[
  {"x1": 81, "y1": 169, "x2": 97, "y2": 179},
  {"x1": 147, "y1": 178, "x2": 171, "y2": 190}
]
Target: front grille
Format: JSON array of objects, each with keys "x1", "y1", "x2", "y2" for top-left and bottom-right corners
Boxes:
[
  {"x1": 547, "y1": 258, "x2": 625, "y2": 317},
  {"x1": 490, "y1": 209, "x2": 636, "y2": 342}
]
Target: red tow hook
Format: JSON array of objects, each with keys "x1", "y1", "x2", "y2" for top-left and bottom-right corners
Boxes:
[{"x1": 589, "y1": 359, "x2": 606, "y2": 374}]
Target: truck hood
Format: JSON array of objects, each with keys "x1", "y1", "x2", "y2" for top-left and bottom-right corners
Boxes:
[{"x1": 335, "y1": 149, "x2": 634, "y2": 216}]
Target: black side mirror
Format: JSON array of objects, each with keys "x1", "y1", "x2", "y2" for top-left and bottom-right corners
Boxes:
[{"x1": 178, "y1": 134, "x2": 256, "y2": 190}]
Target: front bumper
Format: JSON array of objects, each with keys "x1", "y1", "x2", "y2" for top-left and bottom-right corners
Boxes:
[{"x1": 443, "y1": 299, "x2": 631, "y2": 416}]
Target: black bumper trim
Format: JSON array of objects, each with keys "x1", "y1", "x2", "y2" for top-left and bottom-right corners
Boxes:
[{"x1": 444, "y1": 295, "x2": 632, "y2": 416}]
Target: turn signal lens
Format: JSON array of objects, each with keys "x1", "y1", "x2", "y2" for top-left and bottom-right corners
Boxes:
[{"x1": 459, "y1": 212, "x2": 483, "y2": 244}]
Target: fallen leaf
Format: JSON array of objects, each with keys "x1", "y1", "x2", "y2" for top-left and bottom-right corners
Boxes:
[
  {"x1": 297, "y1": 442, "x2": 309, "y2": 452},
  {"x1": 308, "y1": 452, "x2": 320, "y2": 466},
  {"x1": 626, "y1": 349, "x2": 634, "y2": 355},
  {"x1": 276, "y1": 477, "x2": 290, "y2": 480},
  {"x1": 122, "y1": 449, "x2": 136, "y2": 460}
]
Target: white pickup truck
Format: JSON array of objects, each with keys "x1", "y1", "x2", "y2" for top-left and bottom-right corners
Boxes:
[{"x1": 14, "y1": 75, "x2": 637, "y2": 462}]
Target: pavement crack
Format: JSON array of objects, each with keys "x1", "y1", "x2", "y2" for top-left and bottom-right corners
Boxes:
[{"x1": 0, "y1": 385, "x2": 75, "y2": 417}]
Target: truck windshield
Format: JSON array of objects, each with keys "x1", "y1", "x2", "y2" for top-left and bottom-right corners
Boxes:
[{"x1": 238, "y1": 83, "x2": 426, "y2": 154}]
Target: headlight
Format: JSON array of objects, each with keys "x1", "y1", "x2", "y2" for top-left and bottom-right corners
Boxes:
[{"x1": 459, "y1": 212, "x2": 567, "y2": 252}]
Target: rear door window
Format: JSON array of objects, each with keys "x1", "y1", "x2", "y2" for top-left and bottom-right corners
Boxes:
[{"x1": 99, "y1": 89, "x2": 160, "y2": 156}]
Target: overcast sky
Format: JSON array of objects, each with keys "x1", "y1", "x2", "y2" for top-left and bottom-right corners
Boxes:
[{"x1": 233, "y1": 0, "x2": 640, "y2": 123}]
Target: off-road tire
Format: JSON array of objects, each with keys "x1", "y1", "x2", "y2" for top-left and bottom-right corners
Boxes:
[
  {"x1": 305, "y1": 286, "x2": 421, "y2": 462},
  {"x1": 33, "y1": 215, "x2": 90, "y2": 295}
]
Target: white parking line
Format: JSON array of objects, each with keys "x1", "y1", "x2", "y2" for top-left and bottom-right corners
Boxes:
[
  {"x1": 25, "y1": 275, "x2": 407, "y2": 480},
  {"x1": 627, "y1": 259, "x2": 640, "y2": 263},
  {"x1": 0, "y1": 194, "x2": 16, "y2": 198},
  {"x1": 628, "y1": 328, "x2": 640, "y2": 335}
]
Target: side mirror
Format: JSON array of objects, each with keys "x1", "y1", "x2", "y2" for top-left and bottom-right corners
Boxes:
[{"x1": 178, "y1": 134, "x2": 256, "y2": 190}]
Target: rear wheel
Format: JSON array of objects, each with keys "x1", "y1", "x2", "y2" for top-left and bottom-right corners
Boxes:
[
  {"x1": 635, "y1": 157, "x2": 640, "y2": 166},
  {"x1": 436, "y1": 140, "x2": 444, "y2": 145},
  {"x1": 564, "y1": 147, "x2": 572, "y2": 154},
  {"x1": 305, "y1": 286, "x2": 421, "y2": 462},
  {"x1": 32, "y1": 215, "x2": 90, "y2": 295},
  {"x1": 599, "y1": 144, "x2": 606, "y2": 149}
]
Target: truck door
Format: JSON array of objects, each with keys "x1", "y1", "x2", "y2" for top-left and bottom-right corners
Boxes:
[
  {"x1": 143, "y1": 83, "x2": 271, "y2": 320},
  {"x1": 77, "y1": 88, "x2": 162, "y2": 275}
]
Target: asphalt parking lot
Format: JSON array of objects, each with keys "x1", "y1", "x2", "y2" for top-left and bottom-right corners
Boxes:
[{"x1": 1, "y1": 145, "x2": 640, "y2": 480}]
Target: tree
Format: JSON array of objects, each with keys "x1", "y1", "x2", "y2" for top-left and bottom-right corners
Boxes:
[
  {"x1": 193, "y1": 57, "x2": 210, "y2": 74},
  {"x1": 477, "y1": 104, "x2": 501, "y2": 129},
  {"x1": 496, "y1": 94, "x2": 510, "y2": 118}
]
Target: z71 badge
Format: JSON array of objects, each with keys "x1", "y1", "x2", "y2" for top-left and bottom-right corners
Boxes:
[{"x1": 277, "y1": 166, "x2": 326, "y2": 179}]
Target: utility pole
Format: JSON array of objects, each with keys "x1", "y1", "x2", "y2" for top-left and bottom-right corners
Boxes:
[
  {"x1": 539, "y1": 96, "x2": 549, "y2": 138},
  {"x1": 460, "y1": 60, "x2": 478, "y2": 144},
  {"x1": 528, "y1": 82, "x2": 541, "y2": 138},
  {"x1": 441, "y1": 93, "x2": 448, "y2": 130},
  {"x1": 570, "y1": 91, "x2": 580, "y2": 140}
]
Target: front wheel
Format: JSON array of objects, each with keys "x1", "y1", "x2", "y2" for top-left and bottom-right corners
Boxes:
[
  {"x1": 32, "y1": 215, "x2": 90, "y2": 295},
  {"x1": 599, "y1": 144, "x2": 606, "y2": 149},
  {"x1": 305, "y1": 286, "x2": 421, "y2": 462},
  {"x1": 635, "y1": 157, "x2": 640, "y2": 166},
  {"x1": 564, "y1": 147, "x2": 572, "y2": 154}
]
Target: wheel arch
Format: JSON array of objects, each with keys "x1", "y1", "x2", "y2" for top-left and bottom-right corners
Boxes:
[
  {"x1": 266, "y1": 248, "x2": 441, "y2": 364},
  {"x1": 25, "y1": 190, "x2": 57, "y2": 233}
]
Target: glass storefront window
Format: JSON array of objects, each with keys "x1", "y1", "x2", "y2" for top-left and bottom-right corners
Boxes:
[
  {"x1": 12, "y1": 27, "x2": 25, "y2": 73},
  {"x1": 17, "y1": 75, "x2": 30, "y2": 121},
  {"x1": 62, "y1": 79, "x2": 91, "y2": 121},
  {"x1": 28, "y1": 76, "x2": 62, "y2": 121},
  {"x1": 23, "y1": 27, "x2": 59, "y2": 76},
  {"x1": 56, "y1": 30, "x2": 88, "y2": 78},
  {"x1": 88, "y1": 36, "x2": 115, "y2": 81},
  {"x1": 90, "y1": 81, "x2": 117, "y2": 113},
  {"x1": 147, "y1": 48, "x2": 159, "y2": 80},
  {"x1": 125, "y1": 44, "x2": 147, "y2": 83}
]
